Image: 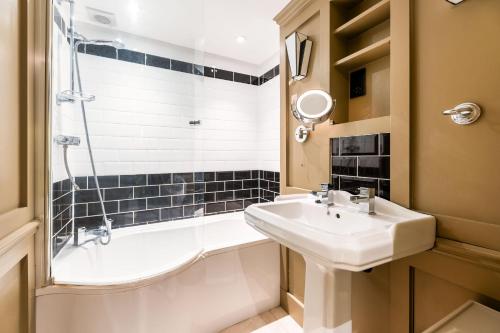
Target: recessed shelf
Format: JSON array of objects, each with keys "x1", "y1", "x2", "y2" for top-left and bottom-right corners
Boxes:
[
  {"x1": 335, "y1": 0, "x2": 390, "y2": 37},
  {"x1": 334, "y1": 37, "x2": 391, "y2": 70}
]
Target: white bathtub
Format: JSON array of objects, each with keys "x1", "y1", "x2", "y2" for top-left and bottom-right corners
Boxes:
[{"x1": 36, "y1": 212, "x2": 280, "y2": 333}]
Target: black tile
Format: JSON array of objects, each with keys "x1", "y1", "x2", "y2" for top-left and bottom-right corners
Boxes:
[
  {"x1": 171, "y1": 60, "x2": 193, "y2": 74},
  {"x1": 225, "y1": 180, "x2": 242, "y2": 190},
  {"x1": 184, "y1": 183, "x2": 205, "y2": 194},
  {"x1": 148, "y1": 173, "x2": 172, "y2": 185},
  {"x1": 235, "y1": 170, "x2": 251, "y2": 180},
  {"x1": 120, "y1": 174, "x2": 146, "y2": 187},
  {"x1": 85, "y1": 44, "x2": 117, "y2": 59},
  {"x1": 251, "y1": 170, "x2": 260, "y2": 179},
  {"x1": 332, "y1": 175, "x2": 340, "y2": 190},
  {"x1": 74, "y1": 203, "x2": 87, "y2": 217},
  {"x1": 339, "y1": 177, "x2": 378, "y2": 195},
  {"x1": 61, "y1": 179, "x2": 71, "y2": 191},
  {"x1": 206, "y1": 202, "x2": 225, "y2": 214},
  {"x1": 161, "y1": 207, "x2": 183, "y2": 220},
  {"x1": 118, "y1": 49, "x2": 145, "y2": 65},
  {"x1": 160, "y1": 184, "x2": 184, "y2": 196},
  {"x1": 332, "y1": 138, "x2": 340, "y2": 156},
  {"x1": 275, "y1": 172, "x2": 280, "y2": 182},
  {"x1": 262, "y1": 68, "x2": 275, "y2": 83},
  {"x1": 226, "y1": 200, "x2": 243, "y2": 211},
  {"x1": 251, "y1": 188, "x2": 260, "y2": 198},
  {"x1": 379, "y1": 133, "x2": 390, "y2": 155},
  {"x1": 235, "y1": 189, "x2": 251, "y2": 199},
  {"x1": 340, "y1": 134, "x2": 378, "y2": 156},
  {"x1": 109, "y1": 212, "x2": 134, "y2": 228},
  {"x1": 88, "y1": 176, "x2": 119, "y2": 189},
  {"x1": 195, "y1": 192, "x2": 215, "y2": 204},
  {"x1": 184, "y1": 205, "x2": 204, "y2": 217},
  {"x1": 243, "y1": 179, "x2": 258, "y2": 189},
  {"x1": 259, "y1": 179, "x2": 269, "y2": 190},
  {"x1": 379, "y1": 179, "x2": 390, "y2": 200},
  {"x1": 134, "y1": 185, "x2": 159, "y2": 198},
  {"x1": 264, "y1": 171, "x2": 275, "y2": 181},
  {"x1": 146, "y1": 54, "x2": 171, "y2": 70},
  {"x1": 332, "y1": 157, "x2": 357, "y2": 176},
  {"x1": 172, "y1": 195, "x2": 194, "y2": 206},
  {"x1": 105, "y1": 187, "x2": 133, "y2": 201},
  {"x1": 203, "y1": 172, "x2": 216, "y2": 182},
  {"x1": 204, "y1": 67, "x2": 215, "y2": 78},
  {"x1": 244, "y1": 198, "x2": 259, "y2": 208},
  {"x1": 216, "y1": 191, "x2": 234, "y2": 201},
  {"x1": 147, "y1": 196, "x2": 172, "y2": 209},
  {"x1": 216, "y1": 171, "x2": 234, "y2": 181},
  {"x1": 250, "y1": 76, "x2": 259, "y2": 86},
  {"x1": 135, "y1": 209, "x2": 160, "y2": 224},
  {"x1": 119, "y1": 199, "x2": 146, "y2": 212},
  {"x1": 358, "y1": 156, "x2": 390, "y2": 179},
  {"x1": 234, "y1": 72, "x2": 250, "y2": 84},
  {"x1": 259, "y1": 75, "x2": 268, "y2": 85},
  {"x1": 75, "y1": 215, "x2": 103, "y2": 230},
  {"x1": 273, "y1": 64, "x2": 280, "y2": 76},
  {"x1": 269, "y1": 181, "x2": 280, "y2": 193},
  {"x1": 75, "y1": 177, "x2": 88, "y2": 190},
  {"x1": 173, "y1": 172, "x2": 194, "y2": 183},
  {"x1": 88, "y1": 201, "x2": 118, "y2": 215},
  {"x1": 193, "y1": 64, "x2": 204, "y2": 76},
  {"x1": 214, "y1": 68, "x2": 233, "y2": 81},
  {"x1": 75, "y1": 189, "x2": 101, "y2": 203}
]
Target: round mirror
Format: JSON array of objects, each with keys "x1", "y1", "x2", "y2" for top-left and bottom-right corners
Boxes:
[{"x1": 293, "y1": 90, "x2": 335, "y2": 124}]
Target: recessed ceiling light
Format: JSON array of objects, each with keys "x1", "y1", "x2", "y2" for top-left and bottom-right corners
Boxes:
[
  {"x1": 236, "y1": 36, "x2": 246, "y2": 44},
  {"x1": 446, "y1": 0, "x2": 465, "y2": 4}
]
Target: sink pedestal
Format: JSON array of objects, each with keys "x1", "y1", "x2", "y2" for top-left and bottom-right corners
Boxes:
[{"x1": 303, "y1": 257, "x2": 352, "y2": 333}]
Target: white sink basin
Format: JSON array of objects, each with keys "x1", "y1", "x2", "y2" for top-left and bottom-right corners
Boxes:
[{"x1": 245, "y1": 191, "x2": 436, "y2": 333}]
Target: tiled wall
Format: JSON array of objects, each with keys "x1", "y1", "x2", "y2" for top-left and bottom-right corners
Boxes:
[
  {"x1": 52, "y1": 170, "x2": 280, "y2": 256},
  {"x1": 52, "y1": 179, "x2": 73, "y2": 256},
  {"x1": 331, "y1": 133, "x2": 390, "y2": 200}
]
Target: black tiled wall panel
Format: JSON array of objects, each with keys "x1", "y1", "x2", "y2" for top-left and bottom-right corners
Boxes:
[
  {"x1": 331, "y1": 133, "x2": 390, "y2": 200},
  {"x1": 52, "y1": 170, "x2": 280, "y2": 257}
]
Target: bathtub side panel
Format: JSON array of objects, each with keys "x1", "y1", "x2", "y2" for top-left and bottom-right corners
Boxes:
[{"x1": 36, "y1": 241, "x2": 280, "y2": 333}]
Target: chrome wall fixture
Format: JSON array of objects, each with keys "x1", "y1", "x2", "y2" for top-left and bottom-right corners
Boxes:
[
  {"x1": 442, "y1": 102, "x2": 481, "y2": 125},
  {"x1": 285, "y1": 32, "x2": 313, "y2": 81},
  {"x1": 54, "y1": 135, "x2": 81, "y2": 191}
]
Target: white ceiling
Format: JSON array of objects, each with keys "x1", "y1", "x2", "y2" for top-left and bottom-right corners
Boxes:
[{"x1": 74, "y1": 0, "x2": 290, "y2": 65}]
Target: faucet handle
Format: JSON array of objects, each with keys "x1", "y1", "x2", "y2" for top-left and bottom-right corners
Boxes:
[{"x1": 358, "y1": 187, "x2": 375, "y2": 197}]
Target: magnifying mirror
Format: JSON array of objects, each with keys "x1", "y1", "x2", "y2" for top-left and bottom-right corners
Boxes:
[{"x1": 291, "y1": 90, "x2": 336, "y2": 142}]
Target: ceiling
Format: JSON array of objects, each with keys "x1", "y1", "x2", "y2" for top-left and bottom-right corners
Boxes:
[{"x1": 74, "y1": 0, "x2": 290, "y2": 65}]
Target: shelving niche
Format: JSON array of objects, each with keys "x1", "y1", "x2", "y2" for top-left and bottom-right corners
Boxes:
[{"x1": 331, "y1": 0, "x2": 391, "y2": 123}]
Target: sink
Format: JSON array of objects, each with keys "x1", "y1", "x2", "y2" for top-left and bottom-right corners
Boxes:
[{"x1": 245, "y1": 191, "x2": 436, "y2": 333}]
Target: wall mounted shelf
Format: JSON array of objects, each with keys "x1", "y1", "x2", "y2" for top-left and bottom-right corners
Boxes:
[
  {"x1": 334, "y1": 0, "x2": 390, "y2": 37},
  {"x1": 335, "y1": 36, "x2": 391, "y2": 71}
]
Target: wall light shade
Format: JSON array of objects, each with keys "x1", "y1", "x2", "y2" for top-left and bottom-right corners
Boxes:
[
  {"x1": 446, "y1": 0, "x2": 465, "y2": 4},
  {"x1": 285, "y1": 32, "x2": 312, "y2": 81}
]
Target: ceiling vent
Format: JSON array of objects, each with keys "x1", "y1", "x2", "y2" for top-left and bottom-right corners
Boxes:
[{"x1": 86, "y1": 7, "x2": 116, "y2": 27}]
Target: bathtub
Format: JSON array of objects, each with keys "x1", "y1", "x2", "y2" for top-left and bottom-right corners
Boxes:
[{"x1": 36, "y1": 212, "x2": 280, "y2": 333}]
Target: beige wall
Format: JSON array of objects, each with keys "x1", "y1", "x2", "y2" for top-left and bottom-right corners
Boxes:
[
  {"x1": 0, "y1": 0, "x2": 48, "y2": 332},
  {"x1": 276, "y1": 0, "x2": 500, "y2": 332}
]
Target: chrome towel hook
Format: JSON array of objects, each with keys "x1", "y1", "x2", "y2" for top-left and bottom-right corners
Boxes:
[{"x1": 442, "y1": 102, "x2": 481, "y2": 125}]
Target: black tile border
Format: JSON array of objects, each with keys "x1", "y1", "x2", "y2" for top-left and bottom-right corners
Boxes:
[
  {"x1": 331, "y1": 133, "x2": 390, "y2": 200},
  {"x1": 53, "y1": 11, "x2": 279, "y2": 87},
  {"x1": 52, "y1": 170, "x2": 280, "y2": 257}
]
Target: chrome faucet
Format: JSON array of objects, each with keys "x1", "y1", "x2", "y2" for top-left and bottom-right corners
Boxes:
[
  {"x1": 74, "y1": 225, "x2": 110, "y2": 246},
  {"x1": 350, "y1": 187, "x2": 376, "y2": 215},
  {"x1": 313, "y1": 183, "x2": 335, "y2": 214}
]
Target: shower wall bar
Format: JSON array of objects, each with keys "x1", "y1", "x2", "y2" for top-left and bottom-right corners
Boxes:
[{"x1": 52, "y1": 170, "x2": 280, "y2": 257}]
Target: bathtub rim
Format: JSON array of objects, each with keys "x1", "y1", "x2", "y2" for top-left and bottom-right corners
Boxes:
[{"x1": 40, "y1": 212, "x2": 273, "y2": 296}]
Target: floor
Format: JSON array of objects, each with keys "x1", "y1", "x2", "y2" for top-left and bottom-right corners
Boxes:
[{"x1": 220, "y1": 307, "x2": 302, "y2": 333}]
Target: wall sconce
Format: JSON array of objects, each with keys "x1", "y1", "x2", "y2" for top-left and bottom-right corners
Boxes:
[
  {"x1": 285, "y1": 32, "x2": 313, "y2": 81},
  {"x1": 446, "y1": 0, "x2": 465, "y2": 4}
]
